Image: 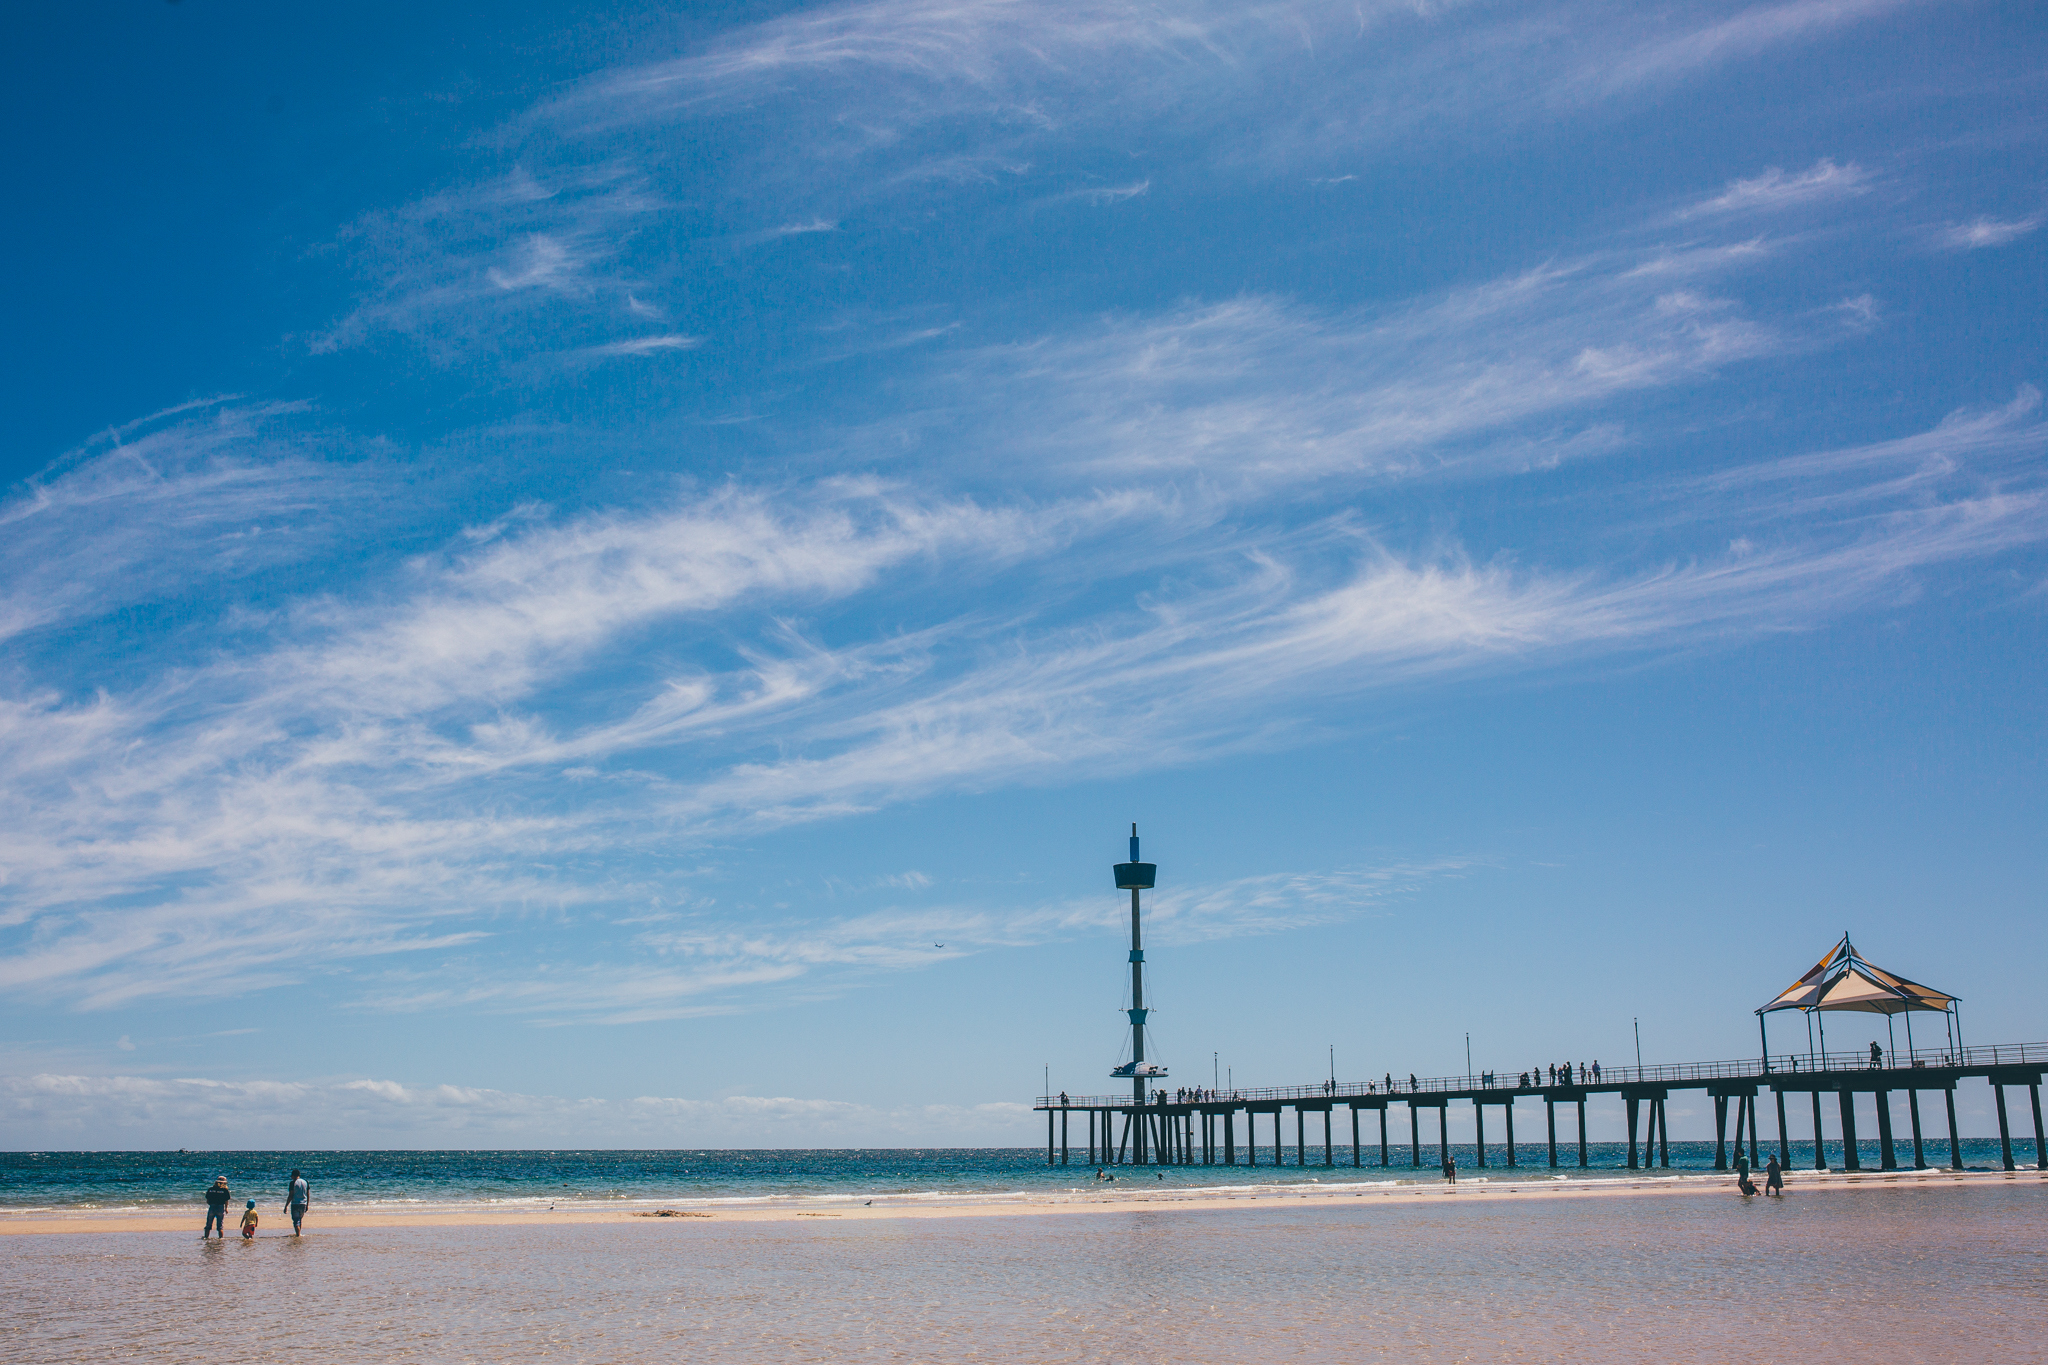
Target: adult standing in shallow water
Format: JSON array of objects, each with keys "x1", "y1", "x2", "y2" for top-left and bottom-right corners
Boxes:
[
  {"x1": 203, "y1": 1177, "x2": 232, "y2": 1238},
  {"x1": 284, "y1": 1169, "x2": 310, "y2": 1235}
]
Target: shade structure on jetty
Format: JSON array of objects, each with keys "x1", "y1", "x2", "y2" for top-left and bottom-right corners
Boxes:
[{"x1": 1036, "y1": 832, "x2": 2046, "y2": 1177}]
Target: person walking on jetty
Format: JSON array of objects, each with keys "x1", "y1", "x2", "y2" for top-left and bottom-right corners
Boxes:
[
  {"x1": 284, "y1": 1169, "x2": 310, "y2": 1236},
  {"x1": 1765, "y1": 1155, "x2": 1785, "y2": 1197},
  {"x1": 203, "y1": 1177, "x2": 232, "y2": 1238}
]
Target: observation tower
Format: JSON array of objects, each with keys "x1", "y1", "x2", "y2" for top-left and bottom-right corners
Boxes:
[{"x1": 1109, "y1": 824, "x2": 1163, "y2": 1112}]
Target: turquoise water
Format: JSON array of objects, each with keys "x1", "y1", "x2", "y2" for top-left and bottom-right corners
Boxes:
[{"x1": 4, "y1": 1140, "x2": 2036, "y2": 1212}]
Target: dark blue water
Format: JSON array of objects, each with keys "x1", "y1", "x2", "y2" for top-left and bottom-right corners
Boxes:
[{"x1": 3, "y1": 1139, "x2": 2037, "y2": 1212}]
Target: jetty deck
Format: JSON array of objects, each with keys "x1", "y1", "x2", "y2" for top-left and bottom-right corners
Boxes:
[{"x1": 1035, "y1": 1042, "x2": 2048, "y2": 1174}]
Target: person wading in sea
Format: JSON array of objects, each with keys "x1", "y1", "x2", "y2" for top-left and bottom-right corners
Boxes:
[
  {"x1": 203, "y1": 1177, "x2": 232, "y2": 1239},
  {"x1": 1765, "y1": 1155, "x2": 1785, "y2": 1197},
  {"x1": 283, "y1": 1169, "x2": 310, "y2": 1236},
  {"x1": 1442, "y1": 1151, "x2": 1457, "y2": 1184}
]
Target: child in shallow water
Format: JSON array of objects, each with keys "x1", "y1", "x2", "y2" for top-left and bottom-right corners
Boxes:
[{"x1": 240, "y1": 1201, "x2": 260, "y2": 1238}]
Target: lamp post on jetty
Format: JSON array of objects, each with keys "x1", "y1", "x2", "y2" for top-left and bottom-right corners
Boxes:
[{"x1": 1114, "y1": 825, "x2": 1160, "y2": 1113}]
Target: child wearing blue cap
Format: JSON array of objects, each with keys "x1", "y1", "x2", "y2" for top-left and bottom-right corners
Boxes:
[{"x1": 239, "y1": 1201, "x2": 260, "y2": 1239}]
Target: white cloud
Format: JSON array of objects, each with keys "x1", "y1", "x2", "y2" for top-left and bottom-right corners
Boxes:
[
  {"x1": 1591, "y1": 0, "x2": 1920, "y2": 93},
  {"x1": 1676, "y1": 158, "x2": 1871, "y2": 220},
  {"x1": 935, "y1": 253, "x2": 1783, "y2": 486},
  {"x1": 1936, "y1": 215, "x2": 2042, "y2": 251},
  {"x1": 573, "y1": 333, "x2": 704, "y2": 357}
]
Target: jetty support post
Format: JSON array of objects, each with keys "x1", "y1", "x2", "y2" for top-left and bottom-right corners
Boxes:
[
  {"x1": 1351, "y1": 1106, "x2": 1361, "y2": 1168},
  {"x1": 1659, "y1": 1099, "x2": 1671, "y2": 1168},
  {"x1": 1380, "y1": 1106, "x2": 1390, "y2": 1167},
  {"x1": 1577, "y1": 1098, "x2": 1587, "y2": 1167},
  {"x1": 1296, "y1": 1108, "x2": 1306, "y2": 1167},
  {"x1": 1062, "y1": 1108, "x2": 1070, "y2": 1166},
  {"x1": 1747, "y1": 1093, "x2": 1761, "y2": 1168},
  {"x1": 1907, "y1": 1090, "x2": 1925, "y2": 1169},
  {"x1": 1776, "y1": 1087, "x2": 1791, "y2": 1168},
  {"x1": 1811, "y1": 1091, "x2": 1827, "y2": 1170},
  {"x1": 1626, "y1": 1095, "x2": 1640, "y2": 1170},
  {"x1": 1945, "y1": 1087, "x2": 1963, "y2": 1170},
  {"x1": 2031, "y1": 1084, "x2": 2046, "y2": 1171},
  {"x1": 1839, "y1": 1088, "x2": 1861, "y2": 1170},
  {"x1": 1410, "y1": 1103, "x2": 1420, "y2": 1167},
  {"x1": 1546, "y1": 1099, "x2": 1557, "y2": 1168},
  {"x1": 1047, "y1": 1108, "x2": 1055, "y2": 1167},
  {"x1": 1437, "y1": 1103, "x2": 1449, "y2": 1168},
  {"x1": 1225, "y1": 1109, "x2": 1235, "y2": 1165},
  {"x1": 1714, "y1": 1095, "x2": 1729, "y2": 1170},
  {"x1": 1876, "y1": 1091, "x2": 1897, "y2": 1170},
  {"x1": 1505, "y1": 1101, "x2": 1516, "y2": 1166},
  {"x1": 1995, "y1": 1084, "x2": 2015, "y2": 1170},
  {"x1": 1325, "y1": 1108, "x2": 1334, "y2": 1167},
  {"x1": 1475, "y1": 1100, "x2": 1487, "y2": 1167}
]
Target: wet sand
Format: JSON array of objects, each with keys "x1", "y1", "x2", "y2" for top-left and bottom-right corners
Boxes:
[
  {"x1": 4, "y1": 1172, "x2": 2043, "y2": 1364},
  {"x1": 4, "y1": 1163, "x2": 2037, "y2": 1234}
]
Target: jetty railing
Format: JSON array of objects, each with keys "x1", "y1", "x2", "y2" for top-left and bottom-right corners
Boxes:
[{"x1": 1036, "y1": 1041, "x2": 2048, "y2": 1110}]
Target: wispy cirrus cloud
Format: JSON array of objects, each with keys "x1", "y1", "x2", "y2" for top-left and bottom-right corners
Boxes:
[
  {"x1": 1935, "y1": 214, "x2": 2042, "y2": 251},
  {"x1": 6, "y1": 376, "x2": 2042, "y2": 1017},
  {"x1": 1674, "y1": 158, "x2": 1872, "y2": 220}
]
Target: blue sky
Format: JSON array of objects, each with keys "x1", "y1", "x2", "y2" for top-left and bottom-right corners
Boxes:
[{"x1": 3, "y1": 0, "x2": 2045, "y2": 1149}]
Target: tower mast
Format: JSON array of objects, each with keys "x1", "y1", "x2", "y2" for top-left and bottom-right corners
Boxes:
[{"x1": 1115, "y1": 824, "x2": 1158, "y2": 1110}]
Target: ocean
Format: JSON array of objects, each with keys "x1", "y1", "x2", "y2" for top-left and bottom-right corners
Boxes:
[{"x1": 3, "y1": 1139, "x2": 2038, "y2": 1215}]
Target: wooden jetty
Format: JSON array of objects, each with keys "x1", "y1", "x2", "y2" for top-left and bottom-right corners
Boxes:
[
  {"x1": 1043, "y1": 826, "x2": 2045, "y2": 1173},
  {"x1": 1036, "y1": 1044, "x2": 2048, "y2": 1173}
]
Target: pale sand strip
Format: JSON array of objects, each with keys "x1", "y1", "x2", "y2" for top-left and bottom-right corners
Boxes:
[{"x1": 2, "y1": 1167, "x2": 2039, "y2": 1235}]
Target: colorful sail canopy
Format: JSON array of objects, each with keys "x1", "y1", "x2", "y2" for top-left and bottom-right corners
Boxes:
[{"x1": 1757, "y1": 934, "x2": 1956, "y2": 1016}]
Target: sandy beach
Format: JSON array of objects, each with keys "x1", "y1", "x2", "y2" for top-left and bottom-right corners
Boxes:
[
  {"x1": 6, "y1": 1162, "x2": 2037, "y2": 1235},
  {"x1": 8, "y1": 1167, "x2": 2045, "y2": 1364}
]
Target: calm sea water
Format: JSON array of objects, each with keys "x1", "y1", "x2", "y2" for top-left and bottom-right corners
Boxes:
[
  {"x1": 3, "y1": 1139, "x2": 2037, "y2": 1213},
  {"x1": 4, "y1": 1180, "x2": 2043, "y2": 1363}
]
